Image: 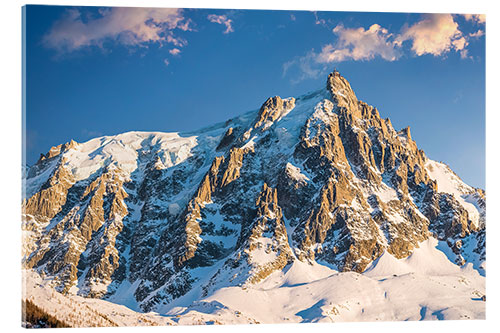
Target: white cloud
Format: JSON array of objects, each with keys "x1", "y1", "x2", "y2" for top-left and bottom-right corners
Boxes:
[
  {"x1": 207, "y1": 14, "x2": 234, "y2": 34},
  {"x1": 43, "y1": 7, "x2": 191, "y2": 53},
  {"x1": 317, "y1": 24, "x2": 400, "y2": 63},
  {"x1": 283, "y1": 13, "x2": 482, "y2": 83},
  {"x1": 452, "y1": 37, "x2": 468, "y2": 51},
  {"x1": 469, "y1": 30, "x2": 485, "y2": 38},
  {"x1": 396, "y1": 14, "x2": 464, "y2": 56},
  {"x1": 163, "y1": 59, "x2": 170, "y2": 66},
  {"x1": 452, "y1": 37, "x2": 470, "y2": 59},
  {"x1": 169, "y1": 48, "x2": 181, "y2": 55},
  {"x1": 282, "y1": 23, "x2": 400, "y2": 83},
  {"x1": 166, "y1": 34, "x2": 187, "y2": 47},
  {"x1": 462, "y1": 14, "x2": 486, "y2": 24}
]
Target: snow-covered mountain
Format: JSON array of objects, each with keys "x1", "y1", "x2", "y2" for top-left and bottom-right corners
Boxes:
[{"x1": 22, "y1": 70, "x2": 485, "y2": 325}]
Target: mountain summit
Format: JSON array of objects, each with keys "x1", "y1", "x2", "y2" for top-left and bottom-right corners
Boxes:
[{"x1": 22, "y1": 71, "x2": 485, "y2": 323}]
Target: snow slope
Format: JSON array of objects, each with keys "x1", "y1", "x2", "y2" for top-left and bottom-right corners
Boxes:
[
  {"x1": 23, "y1": 238, "x2": 484, "y2": 326},
  {"x1": 193, "y1": 237, "x2": 484, "y2": 323},
  {"x1": 425, "y1": 160, "x2": 483, "y2": 228},
  {"x1": 23, "y1": 270, "x2": 175, "y2": 327}
]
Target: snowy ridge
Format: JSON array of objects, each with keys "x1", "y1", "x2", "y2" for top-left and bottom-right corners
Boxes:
[{"x1": 62, "y1": 132, "x2": 198, "y2": 181}]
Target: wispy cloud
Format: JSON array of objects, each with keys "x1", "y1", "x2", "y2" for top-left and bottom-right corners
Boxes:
[
  {"x1": 283, "y1": 50, "x2": 327, "y2": 84},
  {"x1": 81, "y1": 129, "x2": 103, "y2": 138},
  {"x1": 207, "y1": 14, "x2": 234, "y2": 34},
  {"x1": 43, "y1": 7, "x2": 192, "y2": 53},
  {"x1": 313, "y1": 11, "x2": 326, "y2": 27}
]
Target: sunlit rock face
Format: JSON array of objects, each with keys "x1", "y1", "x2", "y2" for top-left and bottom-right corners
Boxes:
[{"x1": 23, "y1": 70, "x2": 485, "y2": 312}]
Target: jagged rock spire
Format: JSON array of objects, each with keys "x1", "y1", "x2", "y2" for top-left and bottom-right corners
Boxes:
[{"x1": 326, "y1": 69, "x2": 360, "y2": 117}]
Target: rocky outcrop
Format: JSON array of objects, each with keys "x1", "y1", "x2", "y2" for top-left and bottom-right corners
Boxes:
[
  {"x1": 216, "y1": 127, "x2": 237, "y2": 151},
  {"x1": 24, "y1": 160, "x2": 76, "y2": 221},
  {"x1": 175, "y1": 156, "x2": 225, "y2": 268},
  {"x1": 245, "y1": 184, "x2": 292, "y2": 283},
  {"x1": 220, "y1": 147, "x2": 248, "y2": 187},
  {"x1": 327, "y1": 70, "x2": 361, "y2": 117},
  {"x1": 23, "y1": 166, "x2": 130, "y2": 295},
  {"x1": 254, "y1": 96, "x2": 295, "y2": 130},
  {"x1": 37, "y1": 140, "x2": 79, "y2": 163}
]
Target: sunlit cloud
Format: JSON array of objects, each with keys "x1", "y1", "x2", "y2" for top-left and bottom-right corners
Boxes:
[
  {"x1": 462, "y1": 14, "x2": 486, "y2": 24},
  {"x1": 396, "y1": 14, "x2": 465, "y2": 57},
  {"x1": 207, "y1": 14, "x2": 234, "y2": 34},
  {"x1": 284, "y1": 13, "x2": 483, "y2": 83},
  {"x1": 169, "y1": 48, "x2": 181, "y2": 55},
  {"x1": 165, "y1": 34, "x2": 187, "y2": 48},
  {"x1": 469, "y1": 30, "x2": 485, "y2": 38},
  {"x1": 283, "y1": 22, "x2": 399, "y2": 83},
  {"x1": 43, "y1": 7, "x2": 192, "y2": 53},
  {"x1": 317, "y1": 24, "x2": 400, "y2": 63},
  {"x1": 452, "y1": 37, "x2": 467, "y2": 51}
]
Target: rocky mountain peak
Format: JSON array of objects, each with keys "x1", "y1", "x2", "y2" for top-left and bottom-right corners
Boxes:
[
  {"x1": 22, "y1": 71, "x2": 485, "y2": 313},
  {"x1": 326, "y1": 70, "x2": 360, "y2": 117},
  {"x1": 37, "y1": 139, "x2": 79, "y2": 163}
]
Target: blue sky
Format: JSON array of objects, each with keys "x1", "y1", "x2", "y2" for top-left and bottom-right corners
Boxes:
[{"x1": 24, "y1": 6, "x2": 485, "y2": 188}]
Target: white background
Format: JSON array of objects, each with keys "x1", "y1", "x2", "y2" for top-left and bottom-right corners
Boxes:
[{"x1": 1, "y1": 0, "x2": 498, "y2": 332}]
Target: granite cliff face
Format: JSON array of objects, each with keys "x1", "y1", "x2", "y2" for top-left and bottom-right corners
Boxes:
[{"x1": 22, "y1": 71, "x2": 485, "y2": 312}]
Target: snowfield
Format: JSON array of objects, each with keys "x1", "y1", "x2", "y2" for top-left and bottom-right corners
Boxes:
[{"x1": 23, "y1": 237, "x2": 484, "y2": 326}]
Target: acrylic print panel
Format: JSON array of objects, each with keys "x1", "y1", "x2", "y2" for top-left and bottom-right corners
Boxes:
[{"x1": 22, "y1": 4, "x2": 486, "y2": 328}]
